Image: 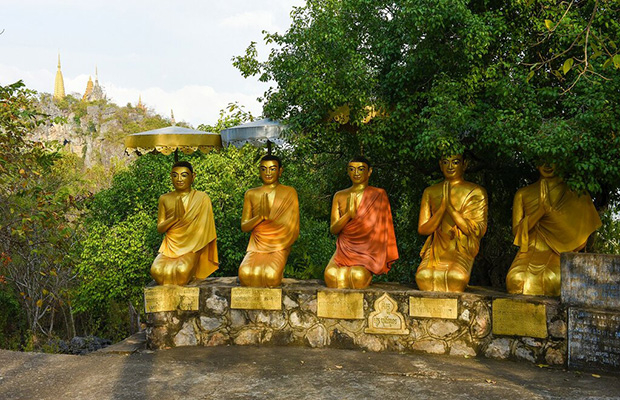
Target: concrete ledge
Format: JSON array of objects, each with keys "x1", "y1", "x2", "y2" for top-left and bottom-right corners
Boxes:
[{"x1": 145, "y1": 277, "x2": 567, "y2": 366}]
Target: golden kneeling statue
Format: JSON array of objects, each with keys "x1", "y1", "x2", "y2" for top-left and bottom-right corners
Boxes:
[
  {"x1": 416, "y1": 154, "x2": 488, "y2": 292},
  {"x1": 506, "y1": 164, "x2": 601, "y2": 296},
  {"x1": 238, "y1": 155, "x2": 299, "y2": 287},
  {"x1": 151, "y1": 161, "x2": 218, "y2": 286},
  {"x1": 324, "y1": 157, "x2": 398, "y2": 289}
]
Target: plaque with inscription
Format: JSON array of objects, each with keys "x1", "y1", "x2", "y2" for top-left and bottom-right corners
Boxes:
[
  {"x1": 365, "y1": 293, "x2": 409, "y2": 335},
  {"x1": 144, "y1": 286, "x2": 199, "y2": 313},
  {"x1": 409, "y1": 297, "x2": 458, "y2": 319},
  {"x1": 492, "y1": 299, "x2": 547, "y2": 338},
  {"x1": 230, "y1": 287, "x2": 282, "y2": 310},
  {"x1": 561, "y1": 253, "x2": 620, "y2": 309},
  {"x1": 317, "y1": 291, "x2": 364, "y2": 319},
  {"x1": 568, "y1": 308, "x2": 620, "y2": 371}
]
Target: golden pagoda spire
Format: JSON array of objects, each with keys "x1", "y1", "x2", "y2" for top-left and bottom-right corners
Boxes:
[
  {"x1": 82, "y1": 76, "x2": 93, "y2": 101},
  {"x1": 137, "y1": 95, "x2": 146, "y2": 111},
  {"x1": 171, "y1": 109, "x2": 176, "y2": 125},
  {"x1": 53, "y1": 53, "x2": 66, "y2": 101}
]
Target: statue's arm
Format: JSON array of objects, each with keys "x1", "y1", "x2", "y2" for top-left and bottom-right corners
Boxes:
[
  {"x1": 156, "y1": 196, "x2": 179, "y2": 234},
  {"x1": 329, "y1": 193, "x2": 351, "y2": 235},
  {"x1": 241, "y1": 191, "x2": 263, "y2": 233},
  {"x1": 418, "y1": 189, "x2": 444, "y2": 236}
]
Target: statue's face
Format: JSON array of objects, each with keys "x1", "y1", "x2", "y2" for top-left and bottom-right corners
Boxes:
[
  {"x1": 259, "y1": 160, "x2": 282, "y2": 185},
  {"x1": 171, "y1": 166, "x2": 194, "y2": 191},
  {"x1": 537, "y1": 164, "x2": 556, "y2": 178},
  {"x1": 440, "y1": 155, "x2": 466, "y2": 180},
  {"x1": 347, "y1": 162, "x2": 372, "y2": 185}
]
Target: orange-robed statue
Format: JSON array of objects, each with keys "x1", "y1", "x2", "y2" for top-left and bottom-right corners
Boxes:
[
  {"x1": 238, "y1": 155, "x2": 300, "y2": 287},
  {"x1": 151, "y1": 161, "x2": 219, "y2": 286},
  {"x1": 324, "y1": 156, "x2": 399, "y2": 289},
  {"x1": 506, "y1": 164, "x2": 601, "y2": 296}
]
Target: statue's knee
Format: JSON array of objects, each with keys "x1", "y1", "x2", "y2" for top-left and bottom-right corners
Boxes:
[
  {"x1": 350, "y1": 267, "x2": 371, "y2": 289},
  {"x1": 324, "y1": 264, "x2": 338, "y2": 280},
  {"x1": 415, "y1": 268, "x2": 433, "y2": 290},
  {"x1": 506, "y1": 269, "x2": 525, "y2": 293},
  {"x1": 263, "y1": 266, "x2": 283, "y2": 287},
  {"x1": 542, "y1": 270, "x2": 561, "y2": 296},
  {"x1": 447, "y1": 268, "x2": 469, "y2": 292},
  {"x1": 238, "y1": 264, "x2": 253, "y2": 285}
]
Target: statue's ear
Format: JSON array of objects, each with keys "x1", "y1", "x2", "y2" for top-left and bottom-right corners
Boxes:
[{"x1": 368, "y1": 167, "x2": 373, "y2": 177}]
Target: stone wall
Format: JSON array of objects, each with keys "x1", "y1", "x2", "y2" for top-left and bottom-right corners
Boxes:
[{"x1": 146, "y1": 277, "x2": 567, "y2": 365}]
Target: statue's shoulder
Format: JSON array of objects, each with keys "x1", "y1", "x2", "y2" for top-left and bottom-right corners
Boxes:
[
  {"x1": 516, "y1": 181, "x2": 539, "y2": 198},
  {"x1": 333, "y1": 187, "x2": 351, "y2": 199},
  {"x1": 192, "y1": 190, "x2": 210, "y2": 201},
  {"x1": 278, "y1": 184, "x2": 298, "y2": 196},
  {"x1": 424, "y1": 182, "x2": 444, "y2": 197},
  {"x1": 463, "y1": 181, "x2": 487, "y2": 196},
  {"x1": 159, "y1": 191, "x2": 176, "y2": 202},
  {"x1": 244, "y1": 186, "x2": 262, "y2": 197}
]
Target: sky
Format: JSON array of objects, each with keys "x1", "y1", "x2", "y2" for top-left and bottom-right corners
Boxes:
[{"x1": 0, "y1": 0, "x2": 305, "y2": 127}]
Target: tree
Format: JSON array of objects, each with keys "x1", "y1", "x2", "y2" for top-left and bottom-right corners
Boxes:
[
  {"x1": 0, "y1": 81, "x2": 85, "y2": 341},
  {"x1": 234, "y1": 0, "x2": 620, "y2": 286}
]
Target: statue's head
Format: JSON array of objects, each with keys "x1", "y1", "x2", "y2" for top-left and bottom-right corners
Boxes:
[
  {"x1": 440, "y1": 154, "x2": 467, "y2": 181},
  {"x1": 171, "y1": 161, "x2": 195, "y2": 191},
  {"x1": 347, "y1": 156, "x2": 372, "y2": 185},
  {"x1": 537, "y1": 163, "x2": 556, "y2": 179},
  {"x1": 259, "y1": 155, "x2": 283, "y2": 185}
]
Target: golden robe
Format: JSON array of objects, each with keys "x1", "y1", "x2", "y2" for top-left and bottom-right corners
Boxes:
[
  {"x1": 416, "y1": 183, "x2": 488, "y2": 292},
  {"x1": 240, "y1": 185, "x2": 299, "y2": 278},
  {"x1": 152, "y1": 190, "x2": 218, "y2": 284},
  {"x1": 506, "y1": 180, "x2": 601, "y2": 296}
]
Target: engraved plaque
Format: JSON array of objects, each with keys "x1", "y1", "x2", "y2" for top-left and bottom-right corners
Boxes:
[
  {"x1": 317, "y1": 291, "x2": 364, "y2": 319},
  {"x1": 409, "y1": 297, "x2": 458, "y2": 319},
  {"x1": 568, "y1": 308, "x2": 620, "y2": 371},
  {"x1": 230, "y1": 287, "x2": 282, "y2": 310},
  {"x1": 365, "y1": 293, "x2": 409, "y2": 335},
  {"x1": 144, "y1": 286, "x2": 199, "y2": 313},
  {"x1": 492, "y1": 299, "x2": 547, "y2": 338},
  {"x1": 561, "y1": 253, "x2": 620, "y2": 309}
]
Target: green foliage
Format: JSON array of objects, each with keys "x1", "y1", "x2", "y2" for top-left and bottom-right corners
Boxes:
[
  {"x1": 0, "y1": 81, "x2": 85, "y2": 341},
  {"x1": 0, "y1": 287, "x2": 26, "y2": 349},
  {"x1": 234, "y1": 0, "x2": 620, "y2": 285},
  {"x1": 197, "y1": 102, "x2": 255, "y2": 133}
]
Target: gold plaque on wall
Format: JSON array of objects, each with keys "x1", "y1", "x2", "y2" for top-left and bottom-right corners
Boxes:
[
  {"x1": 492, "y1": 298, "x2": 547, "y2": 338},
  {"x1": 365, "y1": 293, "x2": 409, "y2": 335},
  {"x1": 409, "y1": 297, "x2": 458, "y2": 319},
  {"x1": 144, "y1": 286, "x2": 200, "y2": 313},
  {"x1": 317, "y1": 291, "x2": 364, "y2": 319},
  {"x1": 230, "y1": 287, "x2": 282, "y2": 310}
]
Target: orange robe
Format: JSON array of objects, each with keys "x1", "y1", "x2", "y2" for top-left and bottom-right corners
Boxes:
[
  {"x1": 241, "y1": 185, "x2": 299, "y2": 270},
  {"x1": 507, "y1": 180, "x2": 601, "y2": 295},
  {"x1": 333, "y1": 186, "x2": 399, "y2": 274},
  {"x1": 155, "y1": 190, "x2": 219, "y2": 280}
]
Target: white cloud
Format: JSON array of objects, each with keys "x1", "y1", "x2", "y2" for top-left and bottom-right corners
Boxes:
[{"x1": 219, "y1": 11, "x2": 278, "y2": 31}]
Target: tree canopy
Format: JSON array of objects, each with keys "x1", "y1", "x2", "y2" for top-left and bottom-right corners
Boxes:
[{"x1": 235, "y1": 0, "x2": 620, "y2": 208}]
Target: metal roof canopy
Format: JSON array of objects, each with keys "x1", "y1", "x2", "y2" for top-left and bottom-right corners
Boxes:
[
  {"x1": 220, "y1": 118, "x2": 287, "y2": 150},
  {"x1": 124, "y1": 126, "x2": 222, "y2": 159}
]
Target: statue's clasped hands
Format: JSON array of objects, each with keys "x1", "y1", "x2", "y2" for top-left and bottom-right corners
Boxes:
[
  {"x1": 347, "y1": 191, "x2": 359, "y2": 219},
  {"x1": 539, "y1": 179, "x2": 553, "y2": 213},
  {"x1": 260, "y1": 192, "x2": 271, "y2": 221}
]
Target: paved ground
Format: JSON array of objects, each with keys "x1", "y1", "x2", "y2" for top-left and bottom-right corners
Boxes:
[{"x1": 0, "y1": 345, "x2": 618, "y2": 400}]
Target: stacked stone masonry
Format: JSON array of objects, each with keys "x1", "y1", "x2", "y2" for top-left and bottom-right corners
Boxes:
[{"x1": 146, "y1": 277, "x2": 567, "y2": 366}]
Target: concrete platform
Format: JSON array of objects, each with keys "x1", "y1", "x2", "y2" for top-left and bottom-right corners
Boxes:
[{"x1": 0, "y1": 346, "x2": 618, "y2": 400}]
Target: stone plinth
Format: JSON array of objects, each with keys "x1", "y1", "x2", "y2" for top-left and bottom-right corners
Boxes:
[
  {"x1": 145, "y1": 278, "x2": 567, "y2": 365},
  {"x1": 561, "y1": 252, "x2": 620, "y2": 309},
  {"x1": 562, "y1": 253, "x2": 620, "y2": 372}
]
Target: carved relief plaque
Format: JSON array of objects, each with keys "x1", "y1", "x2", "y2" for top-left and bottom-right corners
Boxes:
[
  {"x1": 492, "y1": 298, "x2": 547, "y2": 338},
  {"x1": 317, "y1": 291, "x2": 364, "y2": 319},
  {"x1": 144, "y1": 286, "x2": 199, "y2": 313},
  {"x1": 230, "y1": 287, "x2": 282, "y2": 310},
  {"x1": 409, "y1": 297, "x2": 458, "y2": 319},
  {"x1": 365, "y1": 293, "x2": 409, "y2": 335}
]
